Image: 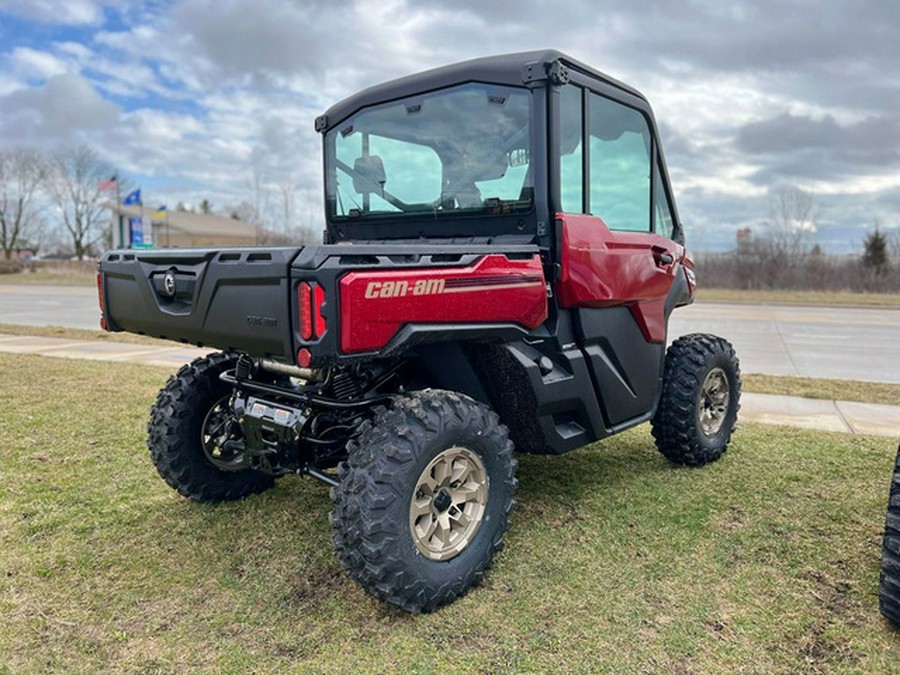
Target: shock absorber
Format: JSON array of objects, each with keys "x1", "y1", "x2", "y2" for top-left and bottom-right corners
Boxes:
[
  {"x1": 235, "y1": 354, "x2": 254, "y2": 380},
  {"x1": 331, "y1": 369, "x2": 362, "y2": 399}
]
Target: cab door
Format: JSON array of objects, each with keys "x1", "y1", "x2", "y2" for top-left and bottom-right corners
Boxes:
[{"x1": 553, "y1": 84, "x2": 687, "y2": 427}]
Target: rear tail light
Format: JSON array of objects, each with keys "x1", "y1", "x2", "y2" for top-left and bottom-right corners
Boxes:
[
  {"x1": 313, "y1": 284, "x2": 326, "y2": 337},
  {"x1": 298, "y1": 281, "x2": 327, "y2": 341},
  {"x1": 96, "y1": 272, "x2": 108, "y2": 331},
  {"x1": 298, "y1": 281, "x2": 313, "y2": 340},
  {"x1": 96, "y1": 272, "x2": 104, "y2": 311}
]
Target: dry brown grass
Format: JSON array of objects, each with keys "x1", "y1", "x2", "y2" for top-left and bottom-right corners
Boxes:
[
  {"x1": 697, "y1": 287, "x2": 900, "y2": 308},
  {"x1": 743, "y1": 374, "x2": 900, "y2": 406},
  {"x1": 0, "y1": 323, "x2": 177, "y2": 347}
]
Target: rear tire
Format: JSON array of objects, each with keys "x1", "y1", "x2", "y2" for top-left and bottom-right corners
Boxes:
[
  {"x1": 880, "y1": 443, "x2": 900, "y2": 629},
  {"x1": 330, "y1": 389, "x2": 517, "y2": 612},
  {"x1": 652, "y1": 333, "x2": 741, "y2": 466},
  {"x1": 147, "y1": 352, "x2": 274, "y2": 502}
]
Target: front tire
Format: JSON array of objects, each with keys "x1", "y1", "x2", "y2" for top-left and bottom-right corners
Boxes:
[
  {"x1": 880, "y1": 443, "x2": 900, "y2": 629},
  {"x1": 330, "y1": 390, "x2": 517, "y2": 612},
  {"x1": 147, "y1": 352, "x2": 274, "y2": 502},
  {"x1": 652, "y1": 333, "x2": 741, "y2": 466}
]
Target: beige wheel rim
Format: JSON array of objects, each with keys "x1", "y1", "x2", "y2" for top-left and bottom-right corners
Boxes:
[
  {"x1": 409, "y1": 446, "x2": 488, "y2": 562},
  {"x1": 698, "y1": 367, "x2": 730, "y2": 436}
]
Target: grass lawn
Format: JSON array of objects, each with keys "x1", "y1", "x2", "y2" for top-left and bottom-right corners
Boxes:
[
  {"x1": 0, "y1": 270, "x2": 97, "y2": 286},
  {"x1": 0, "y1": 323, "x2": 177, "y2": 348},
  {"x1": 742, "y1": 374, "x2": 900, "y2": 407},
  {"x1": 697, "y1": 288, "x2": 900, "y2": 309},
  {"x1": 1, "y1": 353, "x2": 898, "y2": 672}
]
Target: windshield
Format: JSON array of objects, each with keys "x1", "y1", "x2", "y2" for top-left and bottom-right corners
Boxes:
[{"x1": 325, "y1": 83, "x2": 533, "y2": 220}]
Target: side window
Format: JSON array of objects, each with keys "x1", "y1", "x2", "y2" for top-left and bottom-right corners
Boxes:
[
  {"x1": 588, "y1": 93, "x2": 651, "y2": 232},
  {"x1": 559, "y1": 85, "x2": 583, "y2": 213},
  {"x1": 653, "y1": 165, "x2": 675, "y2": 239}
]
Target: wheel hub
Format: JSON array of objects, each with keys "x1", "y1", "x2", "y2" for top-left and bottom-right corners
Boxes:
[
  {"x1": 698, "y1": 367, "x2": 730, "y2": 436},
  {"x1": 201, "y1": 397, "x2": 246, "y2": 471},
  {"x1": 433, "y1": 489, "x2": 452, "y2": 513},
  {"x1": 409, "y1": 446, "x2": 488, "y2": 562}
]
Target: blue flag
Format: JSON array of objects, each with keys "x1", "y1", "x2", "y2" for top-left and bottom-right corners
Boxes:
[{"x1": 123, "y1": 188, "x2": 141, "y2": 205}]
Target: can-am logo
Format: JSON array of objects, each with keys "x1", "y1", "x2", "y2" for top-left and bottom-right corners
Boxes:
[{"x1": 364, "y1": 278, "x2": 446, "y2": 299}]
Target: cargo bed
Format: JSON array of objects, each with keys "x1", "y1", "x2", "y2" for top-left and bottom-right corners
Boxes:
[{"x1": 100, "y1": 247, "x2": 302, "y2": 358}]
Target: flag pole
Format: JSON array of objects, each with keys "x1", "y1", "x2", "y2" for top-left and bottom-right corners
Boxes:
[{"x1": 116, "y1": 177, "x2": 123, "y2": 248}]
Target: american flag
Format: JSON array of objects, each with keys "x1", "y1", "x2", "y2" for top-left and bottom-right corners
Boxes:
[{"x1": 98, "y1": 175, "x2": 117, "y2": 190}]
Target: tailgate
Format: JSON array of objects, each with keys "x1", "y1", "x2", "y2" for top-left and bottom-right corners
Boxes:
[{"x1": 99, "y1": 247, "x2": 302, "y2": 358}]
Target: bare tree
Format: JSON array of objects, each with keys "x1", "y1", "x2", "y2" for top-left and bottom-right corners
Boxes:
[
  {"x1": 887, "y1": 227, "x2": 900, "y2": 260},
  {"x1": 246, "y1": 162, "x2": 271, "y2": 244},
  {"x1": 277, "y1": 173, "x2": 295, "y2": 232},
  {"x1": 765, "y1": 186, "x2": 819, "y2": 261},
  {"x1": 0, "y1": 148, "x2": 47, "y2": 260},
  {"x1": 732, "y1": 186, "x2": 821, "y2": 288},
  {"x1": 48, "y1": 145, "x2": 114, "y2": 260},
  {"x1": 226, "y1": 200, "x2": 257, "y2": 224}
]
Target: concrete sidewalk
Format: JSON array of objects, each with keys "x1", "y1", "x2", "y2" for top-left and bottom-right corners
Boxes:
[
  {"x1": 0, "y1": 333, "x2": 211, "y2": 368},
  {"x1": 1, "y1": 332, "x2": 898, "y2": 439},
  {"x1": 739, "y1": 392, "x2": 899, "y2": 437}
]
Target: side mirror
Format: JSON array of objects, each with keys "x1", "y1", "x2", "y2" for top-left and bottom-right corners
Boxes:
[{"x1": 353, "y1": 155, "x2": 386, "y2": 194}]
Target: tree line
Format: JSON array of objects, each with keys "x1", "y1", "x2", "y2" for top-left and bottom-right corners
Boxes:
[
  {"x1": 0, "y1": 144, "x2": 321, "y2": 262},
  {"x1": 0, "y1": 145, "x2": 119, "y2": 261},
  {"x1": 697, "y1": 188, "x2": 900, "y2": 294}
]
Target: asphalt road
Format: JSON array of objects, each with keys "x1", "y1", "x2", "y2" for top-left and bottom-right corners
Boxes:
[
  {"x1": 0, "y1": 284, "x2": 101, "y2": 332},
  {"x1": 669, "y1": 303, "x2": 900, "y2": 385},
  {"x1": 1, "y1": 283, "x2": 898, "y2": 384}
]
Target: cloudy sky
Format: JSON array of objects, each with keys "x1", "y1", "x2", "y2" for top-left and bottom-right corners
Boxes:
[{"x1": 0, "y1": 0, "x2": 897, "y2": 252}]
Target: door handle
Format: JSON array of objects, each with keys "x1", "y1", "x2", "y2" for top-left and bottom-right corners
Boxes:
[{"x1": 654, "y1": 251, "x2": 674, "y2": 265}]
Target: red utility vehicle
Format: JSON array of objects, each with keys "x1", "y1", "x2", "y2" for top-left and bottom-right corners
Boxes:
[{"x1": 98, "y1": 51, "x2": 741, "y2": 611}]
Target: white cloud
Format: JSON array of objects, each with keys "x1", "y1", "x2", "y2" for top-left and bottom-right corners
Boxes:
[
  {"x1": 0, "y1": 0, "x2": 897, "y2": 250},
  {"x1": 7, "y1": 46, "x2": 72, "y2": 80},
  {"x1": 0, "y1": 0, "x2": 115, "y2": 25},
  {"x1": 0, "y1": 72, "x2": 24, "y2": 97},
  {"x1": 0, "y1": 73, "x2": 120, "y2": 141}
]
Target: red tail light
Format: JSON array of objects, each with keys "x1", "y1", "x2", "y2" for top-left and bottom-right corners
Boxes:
[
  {"x1": 298, "y1": 281, "x2": 313, "y2": 340},
  {"x1": 96, "y1": 272, "x2": 108, "y2": 331},
  {"x1": 313, "y1": 284, "x2": 326, "y2": 337},
  {"x1": 97, "y1": 272, "x2": 104, "y2": 311},
  {"x1": 298, "y1": 281, "x2": 327, "y2": 343},
  {"x1": 297, "y1": 347, "x2": 312, "y2": 368}
]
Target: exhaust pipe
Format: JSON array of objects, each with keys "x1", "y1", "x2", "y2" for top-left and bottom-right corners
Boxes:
[{"x1": 258, "y1": 357, "x2": 323, "y2": 382}]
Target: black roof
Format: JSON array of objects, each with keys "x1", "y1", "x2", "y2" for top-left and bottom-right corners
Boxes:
[{"x1": 317, "y1": 49, "x2": 647, "y2": 133}]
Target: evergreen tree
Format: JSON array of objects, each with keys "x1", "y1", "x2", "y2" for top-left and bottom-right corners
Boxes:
[{"x1": 863, "y1": 229, "x2": 889, "y2": 274}]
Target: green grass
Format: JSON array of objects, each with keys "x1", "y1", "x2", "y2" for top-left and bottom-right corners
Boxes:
[
  {"x1": 0, "y1": 270, "x2": 96, "y2": 286},
  {"x1": 1, "y1": 353, "x2": 898, "y2": 672},
  {"x1": 697, "y1": 287, "x2": 900, "y2": 308},
  {"x1": 743, "y1": 374, "x2": 900, "y2": 406},
  {"x1": 0, "y1": 322, "x2": 178, "y2": 347}
]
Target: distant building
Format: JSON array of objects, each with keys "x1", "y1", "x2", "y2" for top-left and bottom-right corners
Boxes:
[
  {"x1": 736, "y1": 227, "x2": 753, "y2": 255},
  {"x1": 14, "y1": 246, "x2": 37, "y2": 261},
  {"x1": 107, "y1": 204, "x2": 291, "y2": 249}
]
